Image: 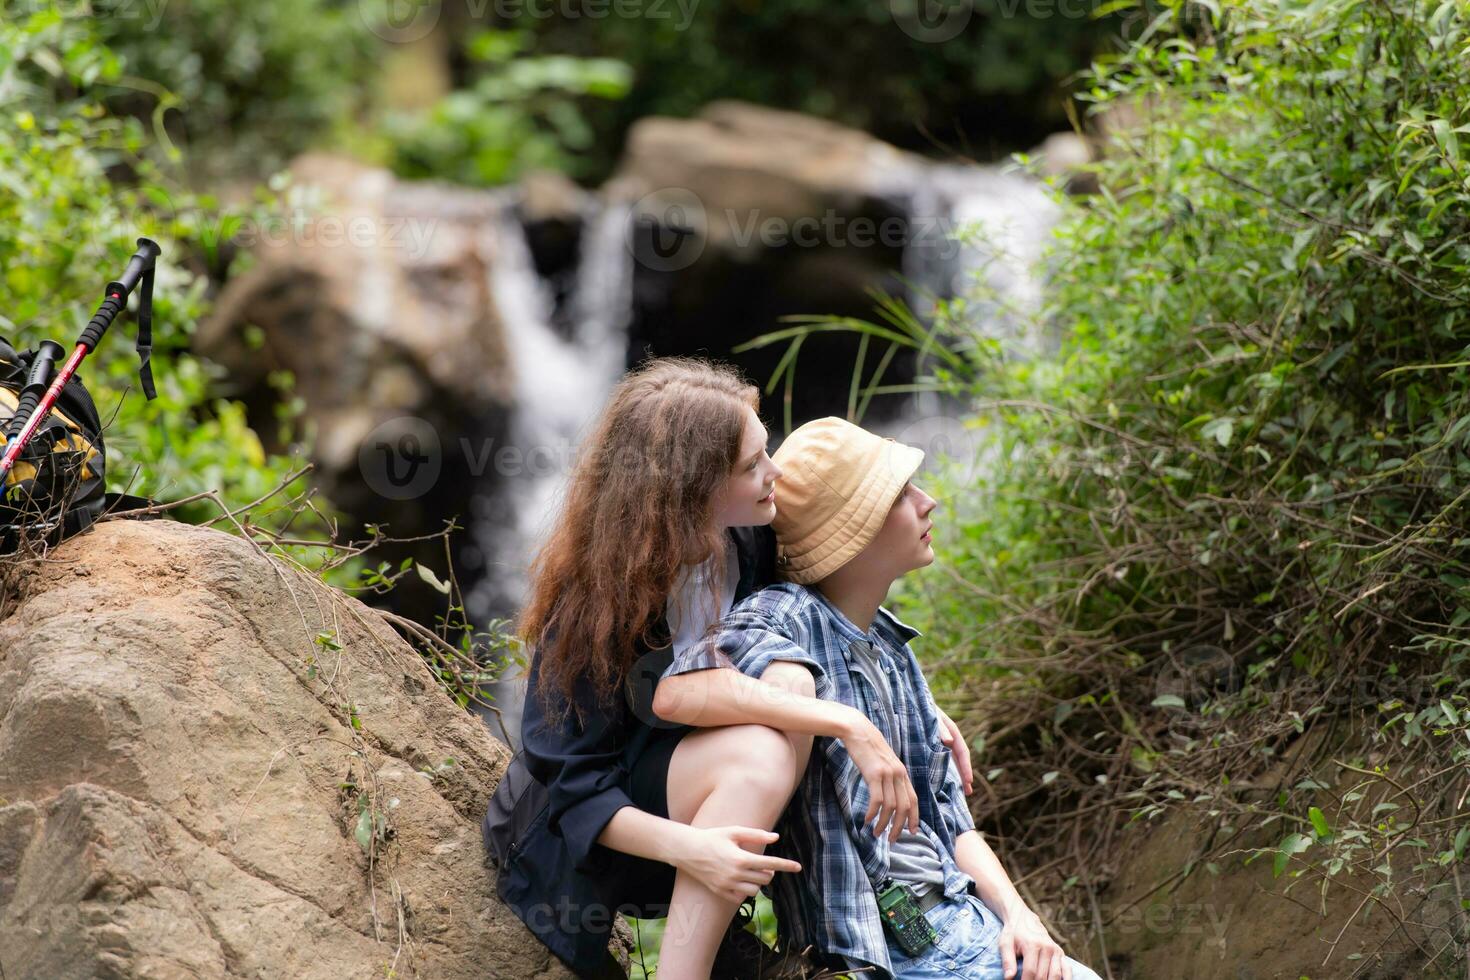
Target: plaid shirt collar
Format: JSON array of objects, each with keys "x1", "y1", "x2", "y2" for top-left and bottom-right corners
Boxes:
[{"x1": 804, "y1": 585, "x2": 923, "y2": 657}]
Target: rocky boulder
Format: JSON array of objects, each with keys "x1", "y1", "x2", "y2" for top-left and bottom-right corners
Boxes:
[
  {"x1": 0, "y1": 517, "x2": 630, "y2": 978},
  {"x1": 606, "y1": 100, "x2": 934, "y2": 424},
  {"x1": 198, "y1": 153, "x2": 520, "y2": 626}
]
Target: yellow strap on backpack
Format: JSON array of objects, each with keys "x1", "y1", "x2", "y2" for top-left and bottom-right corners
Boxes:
[{"x1": 0, "y1": 386, "x2": 101, "y2": 489}]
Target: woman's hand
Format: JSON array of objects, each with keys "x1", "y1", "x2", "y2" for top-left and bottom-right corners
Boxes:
[
  {"x1": 668, "y1": 826, "x2": 802, "y2": 903},
  {"x1": 935, "y1": 705, "x2": 974, "y2": 794},
  {"x1": 997, "y1": 902, "x2": 1073, "y2": 980},
  {"x1": 839, "y1": 708, "x2": 920, "y2": 841}
]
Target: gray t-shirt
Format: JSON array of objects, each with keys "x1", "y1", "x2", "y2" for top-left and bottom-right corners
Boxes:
[{"x1": 846, "y1": 638, "x2": 946, "y2": 899}]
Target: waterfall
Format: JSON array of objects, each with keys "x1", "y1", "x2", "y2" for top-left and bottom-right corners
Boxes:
[
  {"x1": 467, "y1": 195, "x2": 634, "y2": 748},
  {"x1": 876, "y1": 162, "x2": 1060, "y2": 495},
  {"x1": 572, "y1": 200, "x2": 635, "y2": 364},
  {"x1": 923, "y1": 163, "x2": 1058, "y2": 347}
]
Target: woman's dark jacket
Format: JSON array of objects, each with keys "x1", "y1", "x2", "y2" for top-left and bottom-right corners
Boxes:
[{"x1": 483, "y1": 524, "x2": 777, "y2": 976}]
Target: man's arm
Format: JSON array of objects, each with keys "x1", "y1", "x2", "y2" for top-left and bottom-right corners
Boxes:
[
  {"x1": 653, "y1": 600, "x2": 924, "y2": 838},
  {"x1": 652, "y1": 600, "x2": 858, "y2": 737},
  {"x1": 953, "y1": 829, "x2": 1028, "y2": 921},
  {"x1": 955, "y1": 830, "x2": 1075, "y2": 978}
]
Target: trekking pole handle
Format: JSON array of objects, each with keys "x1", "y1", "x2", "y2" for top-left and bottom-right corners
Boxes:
[
  {"x1": 2, "y1": 340, "x2": 64, "y2": 442},
  {"x1": 78, "y1": 237, "x2": 161, "y2": 353}
]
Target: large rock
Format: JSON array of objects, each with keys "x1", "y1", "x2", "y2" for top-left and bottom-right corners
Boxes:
[
  {"x1": 199, "y1": 153, "x2": 519, "y2": 626},
  {"x1": 606, "y1": 101, "x2": 932, "y2": 424},
  {"x1": 610, "y1": 100, "x2": 929, "y2": 253},
  {"x1": 203, "y1": 152, "x2": 516, "y2": 471},
  {"x1": 0, "y1": 518, "x2": 628, "y2": 979}
]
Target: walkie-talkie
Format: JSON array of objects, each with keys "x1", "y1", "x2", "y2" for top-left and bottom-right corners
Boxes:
[{"x1": 876, "y1": 877, "x2": 938, "y2": 956}]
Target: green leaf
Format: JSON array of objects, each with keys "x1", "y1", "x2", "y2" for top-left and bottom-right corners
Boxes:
[
  {"x1": 1274, "y1": 833, "x2": 1312, "y2": 877},
  {"x1": 1440, "y1": 700, "x2": 1460, "y2": 725},
  {"x1": 1308, "y1": 806, "x2": 1331, "y2": 838},
  {"x1": 1200, "y1": 417, "x2": 1234, "y2": 447},
  {"x1": 354, "y1": 809, "x2": 374, "y2": 850}
]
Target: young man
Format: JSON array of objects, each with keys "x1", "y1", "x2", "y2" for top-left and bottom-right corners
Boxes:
[{"x1": 652, "y1": 417, "x2": 1102, "y2": 980}]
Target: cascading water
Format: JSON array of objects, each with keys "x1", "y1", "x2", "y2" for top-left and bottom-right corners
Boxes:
[
  {"x1": 467, "y1": 194, "x2": 634, "y2": 747},
  {"x1": 877, "y1": 163, "x2": 1060, "y2": 492}
]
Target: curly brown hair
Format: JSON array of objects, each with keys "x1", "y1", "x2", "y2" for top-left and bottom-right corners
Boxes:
[{"x1": 519, "y1": 356, "x2": 760, "y2": 726}]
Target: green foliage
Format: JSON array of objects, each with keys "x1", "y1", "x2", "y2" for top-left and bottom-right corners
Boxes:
[
  {"x1": 529, "y1": 0, "x2": 1116, "y2": 171},
  {"x1": 91, "y1": 0, "x2": 376, "y2": 175},
  {"x1": 384, "y1": 28, "x2": 631, "y2": 186},
  {"x1": 0, "y1": 11, "x2": 316, "y2": 523},
  {"x1": 774, "y1": 0, "x2": 1469, "y2": 945}
]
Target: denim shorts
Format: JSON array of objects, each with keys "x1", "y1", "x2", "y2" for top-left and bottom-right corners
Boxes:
[{"x1": 884, "y1": 892, "x2": 1105, "y2": 980}]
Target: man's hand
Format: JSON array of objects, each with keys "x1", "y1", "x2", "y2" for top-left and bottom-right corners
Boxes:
[
  {"x1": 997, "y1": 902, "x2": 1073, "y2": 980},
  {"x1": 839, "y1": 707, "x2": 920, "y2": 841},
  {"x1": 935, "y1": 705, "x2": 973, "y2": 794}
]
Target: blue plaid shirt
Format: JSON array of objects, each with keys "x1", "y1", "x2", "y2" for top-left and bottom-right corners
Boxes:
[{"x1": 659, "y1": 582, "x2": 977, "y2": 980}]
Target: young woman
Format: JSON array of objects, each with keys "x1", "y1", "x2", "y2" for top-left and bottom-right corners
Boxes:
[
  {"x1": 498, "y1": 356, "x2": 975, "y2": 978},
  {"x1": 507, "y1": 356, "x2": 805, "y2": 978}
]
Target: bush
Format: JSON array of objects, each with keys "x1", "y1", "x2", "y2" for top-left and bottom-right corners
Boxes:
[
  {"x1": 0, "y1": 10, "x2": 342, "y2": 558},
  {"x1": 92, "y1": 0, "x2": 376, "y2": 176},
  {"x1": 788, "y1": 0, "x2": 1469, "y2": 955},
  {"x1": 384, "y1": 28, "x2": 631, "y2": 186}
]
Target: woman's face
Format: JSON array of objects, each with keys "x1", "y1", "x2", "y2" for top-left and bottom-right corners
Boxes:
[{"x1": 712, "y1": 404, "x2": 782, "y2": 528}]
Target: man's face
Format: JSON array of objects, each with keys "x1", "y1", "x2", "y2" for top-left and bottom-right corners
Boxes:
[{"x1": 867, "y1": 480, "x2": 938, "y2": 577}]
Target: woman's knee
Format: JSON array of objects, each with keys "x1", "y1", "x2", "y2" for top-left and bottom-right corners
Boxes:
[
  {"x1": 700, "y1": 724, "x2": 799, "y2": 805},
  {"x1": 671, "y1": 723, "x2": 796, "y2": 802},
  {"x1": 722, "y1": 723, "x2": 799, "y2": 783}
]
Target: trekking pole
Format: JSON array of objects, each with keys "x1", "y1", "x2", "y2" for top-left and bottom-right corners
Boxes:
[
  {"x1": 0, "y1": 237, "x2": 161, "y2": 484},
  {"x1": 2, "y1": 340, "x2": 65, "y2": 444}
]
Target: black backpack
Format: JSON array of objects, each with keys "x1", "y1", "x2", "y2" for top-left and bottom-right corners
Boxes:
[
  {"x1": 481, "y1": 747, "x2": 547, "y2": 874},
  {"x1": 0, "y1": 336, "x2": 154, "y2": 551}
]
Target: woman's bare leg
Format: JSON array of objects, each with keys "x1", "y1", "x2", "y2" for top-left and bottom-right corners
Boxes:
[{"x1": 656, "y1": 662, "x2": 817, "y2": 979}]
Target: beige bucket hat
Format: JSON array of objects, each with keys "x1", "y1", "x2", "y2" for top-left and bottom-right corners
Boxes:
[{"x1": 770, "y1": 416, "x2": 925, "y2": 584}]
